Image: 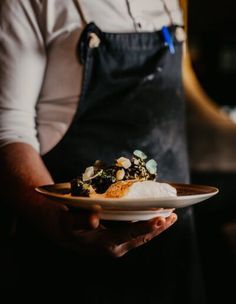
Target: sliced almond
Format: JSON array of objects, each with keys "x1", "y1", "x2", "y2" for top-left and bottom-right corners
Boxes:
[
  {"x1": 116, "y1": 157, "x2": 131, "y2": 169},
  {"x1": 116, "y1": 169, "x2": 125, "y2": 181}
]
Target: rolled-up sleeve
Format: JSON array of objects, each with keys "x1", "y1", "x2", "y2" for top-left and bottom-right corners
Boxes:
[{"x1": 0, "y1": 0, "x2": 46, "y2": 152}]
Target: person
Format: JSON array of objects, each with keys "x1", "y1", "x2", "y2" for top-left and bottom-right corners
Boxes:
[{"x1": 0, "y1": 0, "x2": 205, "y2": 302}]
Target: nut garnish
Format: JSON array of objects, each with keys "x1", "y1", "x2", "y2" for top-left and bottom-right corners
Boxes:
[
  {"x1": 116, "y1": 169, "x2": 125, "y2": 180},
  {"x1": 116, "y1": 157, "x2": 131, "y2": 169},
  {"x1": 82, "y1": 166, "x2": 94, "y2": 181}
]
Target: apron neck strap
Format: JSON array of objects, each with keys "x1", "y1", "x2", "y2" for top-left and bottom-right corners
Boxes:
[
  {"x1": 160, "y1": 0, "x2": 174, "y2": 25},
  {"x1": 73, "y1": 0, "x2": 88, "y2": 26}
]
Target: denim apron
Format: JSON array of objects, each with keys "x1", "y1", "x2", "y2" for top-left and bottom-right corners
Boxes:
[{"x1": 17, "y1": 23, "x2": 204, "y2": 303}]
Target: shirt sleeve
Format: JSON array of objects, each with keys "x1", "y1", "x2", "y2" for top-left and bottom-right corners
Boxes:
[{"x1": 0, "y1": 0, "x2": 46, "y2": 152}]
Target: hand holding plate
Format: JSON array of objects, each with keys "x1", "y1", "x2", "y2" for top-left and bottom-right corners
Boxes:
[{"x1": 65, "y1": 212, "x2": 177, "y2": 257}]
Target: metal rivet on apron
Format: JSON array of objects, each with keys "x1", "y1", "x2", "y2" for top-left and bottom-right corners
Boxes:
[
  {"x1": 88, "y1": 32, "x2": 101, "y2": 48},
  {"x1": 175, "y1": 27, "x2": 186, "y2": 43}
]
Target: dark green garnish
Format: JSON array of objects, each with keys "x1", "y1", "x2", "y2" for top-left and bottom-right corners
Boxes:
[{"x1": 70, "y1": 179, "x2": 91, "y2": 197}]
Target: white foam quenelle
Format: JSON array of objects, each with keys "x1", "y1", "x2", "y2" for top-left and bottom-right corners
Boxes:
[{"x1": 124, "y1": 181, "x2": 177, "y2": 199}]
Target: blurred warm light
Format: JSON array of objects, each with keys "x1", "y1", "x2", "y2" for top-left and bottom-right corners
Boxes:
[{"x1": 183, "y1": 49, "x2": 236, "y2": 128}]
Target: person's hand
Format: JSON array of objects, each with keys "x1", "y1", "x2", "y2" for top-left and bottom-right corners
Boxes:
[
  {"x1": 67, "y1": 213, "x2": 178, "y2": 258},
  {"x1": 25, "y1": 192, "x2": 99, "y2": 243},
  {"x1": 27, "y1": 193, "x2": 177, "y2": 258}
]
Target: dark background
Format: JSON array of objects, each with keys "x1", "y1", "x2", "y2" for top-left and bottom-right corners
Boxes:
[
  {"x1": 0, "y1": 1, "x2": 235, "y2": 299},
  {"x1": 187, "y1": 1, "x2": 236, "y2": 303},
  {"x1": 188, "y1": 0, "x2": 236, "y2": 107}
]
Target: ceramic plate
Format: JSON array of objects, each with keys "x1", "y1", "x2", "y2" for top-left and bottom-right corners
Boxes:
[{"x1": 35, "y1": 182, "x2": 219, "y2": 221}]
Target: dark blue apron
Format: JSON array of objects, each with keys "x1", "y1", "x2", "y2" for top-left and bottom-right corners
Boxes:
[
  {"x1": 44, "y1": 23, "x2": 189, "y2": 184},
  {"x1": 17, "y1": 23, "x2": 204, "y2": 303}
]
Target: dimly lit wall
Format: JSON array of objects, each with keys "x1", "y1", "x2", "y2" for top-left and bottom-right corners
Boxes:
[
  {"x1": 187, "y1": 1, "x2": 236, "y2": 304},
  {"x1": 188, "y1": 0, "x2": 236, "y2": 107}
]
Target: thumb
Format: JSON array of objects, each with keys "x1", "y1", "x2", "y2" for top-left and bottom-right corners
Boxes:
[{"x1": 62, "y1": 207, "x2": 100, "y2": 231}]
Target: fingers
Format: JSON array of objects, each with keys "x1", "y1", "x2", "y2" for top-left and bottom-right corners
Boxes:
[
  {"x1": 108, "y1": 213, "x2": 178, "y2": 257},
  {"x1": 110, "y1": 214, "x2": 177, "y2": 244},
  {"x1": 63, "y1": 213, "x2": 177, "y2": 257},
  {"x1": 165, "y1": 213, "x2": 178, "y2": 227}
]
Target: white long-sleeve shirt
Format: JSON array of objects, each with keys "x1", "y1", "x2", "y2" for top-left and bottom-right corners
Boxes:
[{"x1": 0, "y1": 0, "x2": 183, "y2": 155}]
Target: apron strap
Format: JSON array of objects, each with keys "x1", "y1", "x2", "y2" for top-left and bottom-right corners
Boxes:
[
  {"x1": 73, "y1": 1, "x2": 102, "y2": 64},
  {"x1": 76, "y1": 22, "x2": 102, "y2": 64},
  {"x1": 73, "y1": 0, "x2": 88, "y2": 26}
]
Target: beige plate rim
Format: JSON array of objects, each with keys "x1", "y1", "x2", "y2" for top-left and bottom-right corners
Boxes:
[{"x1": 35, "y1": 182, "x2": 219, "y2": 211}]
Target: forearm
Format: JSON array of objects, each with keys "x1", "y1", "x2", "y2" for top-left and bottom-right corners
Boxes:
[{"x1": 0, "y1": 142, "x2": 53, "y2": 217}]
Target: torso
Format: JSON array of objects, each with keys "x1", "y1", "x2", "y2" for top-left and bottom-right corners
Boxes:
[{"x1": 35, "y1": 0, "x2": 183, "y2": 154}]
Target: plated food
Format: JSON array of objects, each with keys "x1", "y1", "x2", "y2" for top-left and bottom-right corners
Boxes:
[
  {"x1": 35, "y1": 150, "x2": 219, "y2": 220},
  {"x1": 70, "y1": 150, "x2": 177, "y2": 199}
]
